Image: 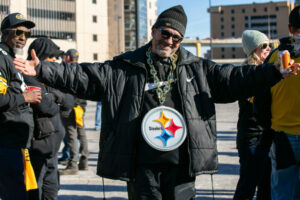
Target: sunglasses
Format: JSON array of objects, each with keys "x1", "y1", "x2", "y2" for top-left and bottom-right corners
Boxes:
[
  {"x1": 8, "y1": 29, "x2": 31, "y2": 38},
  {"x1": 261, "y1": 43, "x2": 273, "y2": 50},
  {"x1": 157, "y1": 27, "x2": 183, "y2": 43}
]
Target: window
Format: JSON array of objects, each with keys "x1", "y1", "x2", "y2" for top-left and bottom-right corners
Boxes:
[
  {"x1": 221, "y1": 48, "x2": 225, "y2": 52},
  {"x1": 232, "y1": 54, "x2": 236, "y2": 58},
  {"x1": 264, "y1": 7, "x2": 268, "y2": 12},
  {"x1": 222, "y1": 55, "x2": 225, "y2": 58},
  {"x1": 232, "y1": 32, "x2": 235, "y2": 37},
  {"x1": 220, "y1": 17, "x2": 224, "y2": 22},
  {"x1": 253, "y1": 8, "x2": 256, "y2": 13},
  {"x1": 276, "y1": 7, "x2": 279, "y2": 11},
  {"x1": 93, "y1": 34, "x2": 97, "y2": 42},
  {"x1": 221, "y1": 10, "x2": 224, "y2": 14},
  {"x1": 231, "y1": 24, "x2": 235, "y2": 29},
  {"x1": 221, "y1": 32, "x2": 224, "y2": 37},
  {"x1": 93, "y1": 15, "x2": 97, "y2": 23},
  {"x1": 232, "y1": 47, "x2": 235, "y2": 52},
  {"x1": 231, "y1": 9, "x2": 235, "y2": 14},
  {"x1": 93, "y1": 53, "x2": 98, "y2": 61},
  {"x1": 231, "y1": 17, "x2": 235, "y2": 21},
  {"x1": 221, "y1": 25, "x2": 224, "y2": 29},
  {"x1": 92, "y1": 0, "x2": 97, "y2": 4},
  {"x1": 242, "y1": 8, "x2": 245, "y2": 13}
]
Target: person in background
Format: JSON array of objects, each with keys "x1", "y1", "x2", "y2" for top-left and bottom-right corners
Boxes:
[
  {"x1": 233, "y1": 30, "x2": 272, "y2": 200},
  {"x1": 0, "y1": 13, "x2": 41, "y2": 199},
  {"x1": 14, "y1": 5, "x2": 299, "y2": 199},
  {"x1": 95, "y1": 101, "x2": 101, "y2": 131},
  {"x1": 59, "y1": 49, "x2": 89, "y2": 175},
  {"x1": 25, "y1": 37, "x2": 72, "y2": 200},
  {"x1": 254, "y1": 6, "x2": 300, "y2": 200}
]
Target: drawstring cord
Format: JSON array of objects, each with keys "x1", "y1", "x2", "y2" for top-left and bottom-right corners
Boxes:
[
  {"x1": 211, "y1": 174, "x2": 215, "y2": 200},
  {"x1": 102, "y1": 177, "x2": 106, "y2": 199}
]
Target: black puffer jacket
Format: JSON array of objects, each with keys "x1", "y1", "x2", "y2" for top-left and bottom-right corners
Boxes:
[{"x1": 36, "y1": 43, "x2": 281, "y2": 181}]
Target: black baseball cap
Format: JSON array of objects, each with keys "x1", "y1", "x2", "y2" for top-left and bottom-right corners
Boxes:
[
  {"x1": 65, "y1": 49, "x2": 79, "y2": 59},
  {"x1": 1, "y1": 13, "x2": 35, "y2": 31},
  {"x1": 289, "y1": 6, "x2": 300, "y2": 29}
]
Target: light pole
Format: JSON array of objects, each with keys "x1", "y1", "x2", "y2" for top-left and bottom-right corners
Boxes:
[
  {"x1": 117, "y1": 15, "x2": 122, "y2": 54},
  {"x1": 209, "y1": 0, "x2": 213, "y2": 59}
]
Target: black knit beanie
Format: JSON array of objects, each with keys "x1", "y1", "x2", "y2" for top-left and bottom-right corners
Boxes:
[
  {"x1": 153, "y1": 5, "x2": 187, "y2": 37},
  {"x1": 289, "y1": 6, "x2": 300, "y2": 29}
]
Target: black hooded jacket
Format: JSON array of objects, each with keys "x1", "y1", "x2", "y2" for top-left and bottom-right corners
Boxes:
[{"x1": 35, "y1": 43, "x2": 282, "y2": 181}]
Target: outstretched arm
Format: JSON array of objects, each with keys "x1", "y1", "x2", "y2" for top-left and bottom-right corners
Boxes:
[{"x1": 13, "y1": 49, "x2": 40, "y2": 76}]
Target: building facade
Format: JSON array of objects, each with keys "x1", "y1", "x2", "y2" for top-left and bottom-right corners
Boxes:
[
  {"x1": 147, "y1": 0, "x2": 157, "y2": 41},
  {"x1": 209, "y1": 1, "x2": 293, "y2": 59},
  {"x1": 0, "y1": 0, "x2": 156, "y2": 61}
]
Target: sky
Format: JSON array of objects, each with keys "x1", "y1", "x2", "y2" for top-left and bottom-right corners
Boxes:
[{"x1": 157, "y1": 0, "x2": 292, "y2": 39}]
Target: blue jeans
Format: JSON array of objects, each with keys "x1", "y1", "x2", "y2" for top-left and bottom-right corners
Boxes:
[
  {"x1": 270, "y1": 133, "x2": 300, "y2": 200},
  {"x1": 95, "y1": 102, "x2": 101, "y2": 130},
  {"x1": 60, "y1": 137, "x2": 70, "y2": 160}
]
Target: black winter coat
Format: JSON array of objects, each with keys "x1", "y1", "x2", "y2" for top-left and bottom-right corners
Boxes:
[
  {"x1": 35, "y1": 43, "x2": 282, "y2": 181},
  {"x1": 0, "y1": 42, "x2": 34, "y2": 149},
  {"x1": 24, "y1": 76, "x2": 67, "y2": 158}
]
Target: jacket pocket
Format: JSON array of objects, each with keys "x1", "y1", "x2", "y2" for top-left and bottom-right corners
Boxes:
[{"x1": 34, "y1": 117, "x2": 55, "y2": 139}]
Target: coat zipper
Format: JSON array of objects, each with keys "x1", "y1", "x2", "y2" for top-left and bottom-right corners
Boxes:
[{"x1": 176, "y1": 65, "x2": 193, "y2": 177}]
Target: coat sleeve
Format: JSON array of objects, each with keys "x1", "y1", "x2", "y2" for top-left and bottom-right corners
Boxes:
[
  {"x1": 0, "y1": 58, "x2": 25, "y2": 111},
  {"x1": 205, "y1": 60, "x2": 282, "y2": 103},
  {"x1": 24, "y1": 75, "x2": 59, "y2": 117},
  {"x1": 36, "y1": 61, "x2": 109, "y2": 101}
]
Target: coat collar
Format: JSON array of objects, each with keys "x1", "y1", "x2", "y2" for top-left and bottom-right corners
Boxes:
[{"x1": 114, "y1": 41, "x2": 200, "y2": 69}]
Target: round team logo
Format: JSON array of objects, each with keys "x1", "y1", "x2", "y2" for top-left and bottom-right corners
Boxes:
[{"x1": 141, "y1": 106, "x2": 187, "y2": 151}]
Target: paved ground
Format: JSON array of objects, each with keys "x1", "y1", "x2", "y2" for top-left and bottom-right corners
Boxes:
[{"x1": 57, "y1": 101, "x2": 240, "y2": 200}]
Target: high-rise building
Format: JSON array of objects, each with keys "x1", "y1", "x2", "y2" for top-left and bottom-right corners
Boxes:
[
  {"x1": 209, "y1": 1, "x2": 294, "y2": 59},
  {"x1": 0, "y1": 0, "x2": 157, "y2": 61},
  {"x1": 147, "y1": 0, "x2": 157, "y2": 41},
  {"x1": 122, "y1": 0, "x2": 156, "y2": 52}
]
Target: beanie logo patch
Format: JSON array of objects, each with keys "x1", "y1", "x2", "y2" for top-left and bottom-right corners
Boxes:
[
  {"x1": 165, "y1": 23, "x2": 171, "y2": 26},
  {"x1": 16, "y1": 14, "x2": 25, "y2": 20}
]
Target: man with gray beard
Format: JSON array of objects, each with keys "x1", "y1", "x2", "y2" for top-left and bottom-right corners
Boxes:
[
  {"x1": 14, "y1": 5, "x2": 299, "y2": 200},
  {"x1": 0, "y1": 13, "x2": 41, "y2": 199}
]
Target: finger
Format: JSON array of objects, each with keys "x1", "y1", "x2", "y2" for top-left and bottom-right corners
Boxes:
[
  {"x1": 14, "y1": 58, "x2": 26, "y2": 63},
  {"x1": 31, "y1": 49, "x2": 37, "y2": 60},
  {"x1": 291, "y1": 62, "x2": 300, "y2": 67},
  {"x1": 13, "y1": 59, "x2": 25, "y2": 66}
]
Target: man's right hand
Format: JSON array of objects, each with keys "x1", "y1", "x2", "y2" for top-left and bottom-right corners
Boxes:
[
  {"x1": 13, "y1": 49, "x2": 40, "y2": 76},
  {"x1": 23, "y1": 89, "x2": 42, "y2": 104}
]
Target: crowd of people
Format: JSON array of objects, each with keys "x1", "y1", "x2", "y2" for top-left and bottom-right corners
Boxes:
[{"x1": 0, "y1": 3, "x2": 299, "y2": 200}]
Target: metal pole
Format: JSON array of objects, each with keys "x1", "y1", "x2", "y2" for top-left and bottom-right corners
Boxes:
[
  {"x1": 135, "y1": 0, "x2": 139, "y2": 48},
  {"x1": 209, "y1": 0, "x2": 213, "y2": 59},
  {"x1": 118, "y1": 16, "x2": 121, "y2": 53}
]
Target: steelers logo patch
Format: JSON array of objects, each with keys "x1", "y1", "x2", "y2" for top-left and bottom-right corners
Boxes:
[
  {"x1": 16, "y1": 14, "x2": 25, "y2": 20},
  {"x1": 141, "y1": 106, "x2": 187, "y2": 151}
]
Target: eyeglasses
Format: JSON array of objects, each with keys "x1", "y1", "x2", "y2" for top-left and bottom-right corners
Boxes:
[
  {"x1": 261, "y1": 43, "x2": 273, "y2": 50},
  {"x1": 157, "y1": 27, "x2": 183, "y2": 43},
  {"x1": 8, "y1": 29, "x2": 31, "y2": 38}
]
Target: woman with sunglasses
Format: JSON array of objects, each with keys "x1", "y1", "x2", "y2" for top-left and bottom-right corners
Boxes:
[{"x1": 234, "y1": 30, "x2": 272, "y2": 200}]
